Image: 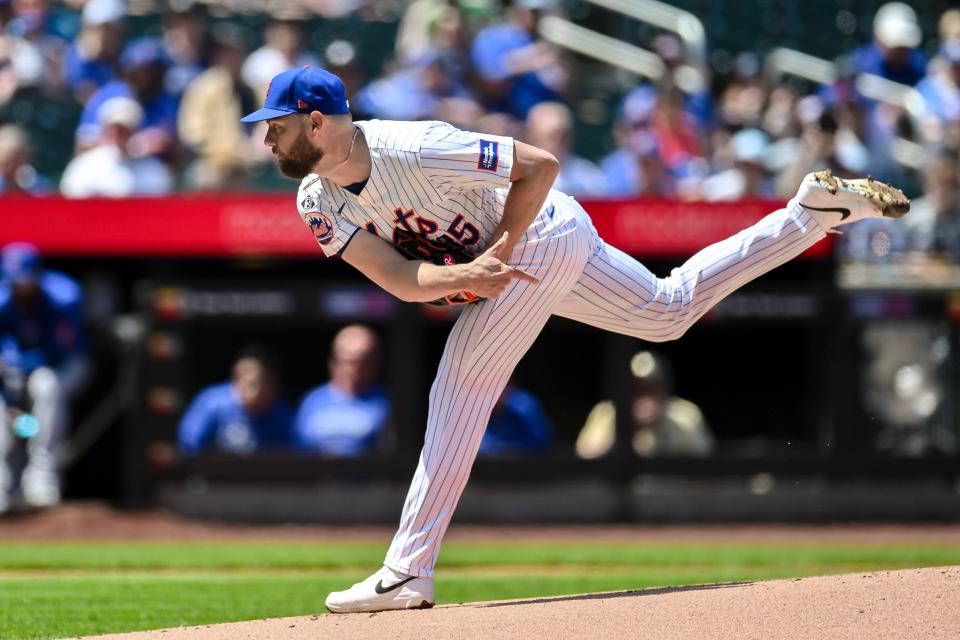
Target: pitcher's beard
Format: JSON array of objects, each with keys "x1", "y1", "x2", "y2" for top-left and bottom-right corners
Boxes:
[{"x1": 277, "y1": 132, "x2": 324, "y2": 179}]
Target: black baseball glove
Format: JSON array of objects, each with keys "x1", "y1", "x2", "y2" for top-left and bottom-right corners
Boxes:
[{"x1": 392, "y1": 228, "x2": 480, "y2": 306}]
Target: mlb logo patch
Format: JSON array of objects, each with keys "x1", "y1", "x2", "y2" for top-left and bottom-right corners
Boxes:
[{"x1": 478, "y1": 140, "x2": 499, "y2": 172}]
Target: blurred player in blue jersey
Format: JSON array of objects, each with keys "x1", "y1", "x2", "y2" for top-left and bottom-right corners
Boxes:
[
  {"x1": 479, "y1": 383, "x2": 553, "y2": 456},
  {"x1": 0, "y1": 243, "x2": 89, "y2": 512},
  {"x1": 178, "y1": 345, "x2": 294, "y2": 456},
  {"x1": 293, "y1": 324, "x2": 390, "y2": 457}
]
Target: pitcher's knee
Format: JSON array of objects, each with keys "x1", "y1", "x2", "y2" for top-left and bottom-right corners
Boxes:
[{"x1": 621, "y1": 299, "x2": 696, "y2": 342}]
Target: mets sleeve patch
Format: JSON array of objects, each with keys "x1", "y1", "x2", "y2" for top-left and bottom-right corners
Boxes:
[{"x1": 304, "y1": 211, "x2": 336, "y2": 245}]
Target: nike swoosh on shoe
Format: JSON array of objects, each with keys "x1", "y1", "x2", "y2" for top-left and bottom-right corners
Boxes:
[
  {"x1": 374, "y1": 576, "x2": 416, "y2": 594},
  {"x1": 799, "y1": 203, "x2": 851, "y2": 221}
]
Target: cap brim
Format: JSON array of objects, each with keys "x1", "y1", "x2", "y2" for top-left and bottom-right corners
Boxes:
[{"x1": 240, "y1": 107, "x2": 298, "y2": 123}]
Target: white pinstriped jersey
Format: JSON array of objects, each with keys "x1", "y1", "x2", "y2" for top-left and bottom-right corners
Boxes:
[
  {"x1": 288, "y1": 116, "x2": 835, "y2": 583},
  {"x1": 296, "y1": 120, "x2": 527, "y2": 258}
]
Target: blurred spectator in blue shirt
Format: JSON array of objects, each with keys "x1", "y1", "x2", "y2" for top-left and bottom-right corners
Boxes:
[
  {"x1": 62, "y1": 0, "x2": 124, "y2": 102},
  {"x1": 479, "y1": 384, "x2": 553, "y2": 456},
  {"x1": 600, "y1": 86, "x2": 675, "y2": 197},
  {"x1": 76, "y1": 37, "x2": 180, "y2": 160},
  {"x1": 160, "y1": 5, "x2": 207, "y2": 97},
  {"x1": 0, "y1": 243, "x2": 89, "y2": 512},
  {"x1": 354, "y1": 51, "x2": 473, "y2": 121},
  {"x1": 652, "y1": 33, "x2": 713, "y2": 131},
  {"x1": 524, "y1": 101, "x2": 604, "y2": 197},
  {"x1": 294, "y1": 325, "x2": 390, "y2": 457},
  {"x1": 178, "y1": 345, "x2": 294, "y2": 456},
  {"x1": 395, "y1": 0, "x2": 473, "y2": 68},
  {"x1": 917, "y1": 39, "x2": 960, "y2": 126},
  {"x1": 0, "y1": 124, "x2": 52, "y2": 195},
  {"x1": 470, "y1": 0, "x2": 565, "y2": 119},
  {"x1": 851, "y1": 3, "x2": 927, "y2": 87}
]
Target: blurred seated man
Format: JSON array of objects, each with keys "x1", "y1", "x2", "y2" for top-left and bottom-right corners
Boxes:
[
  {"x1": 479, "y1": 383, "x2": 553, "y2": 456},
  {"x1": 0, "y1": 243, "x2": 90, "y2": 512},
  {"x1": 576, "y1": 350, "x2": 715, "y2": 459},
  {"x1": 524, "y1": 102, "x2": 604, "y2": 198},
  {"x1": 904, "y1": 152, "x2": 960, "y2": 261},
  {"x1": 700, "y1": 128, "x2": 775, "y2": 201},
  {"x1": 851, "y1": 2, "x2": 927, "y2": 87},
  {"x1": 178, "y1": 346, "x2": 294, "y2": 456},
  {"x1": 600, "y1": 85, "x2": 677, "y2": 197},
  {"x1": 843, "y1": 152, "x2": 960, "y2": 265},
  {"x1": 60, "y1": 96, "x2": 173, "y2": 197},
  {"x1": 294, "y1": 325, "x2": 390, "y2": 457},
  {"x1": 0, "y1": 124, "x2": 52, "y2": 196},
  {"x1": 177, "y1": 23, "x2": 261, "y2": 191},
  {"x1": 241, "y1": 20, "x2": 319, "y2": 101}
]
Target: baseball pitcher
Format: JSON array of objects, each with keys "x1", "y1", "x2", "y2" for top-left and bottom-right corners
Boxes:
[{"x1": 240, "y1": 67, "x2": 910, "y2": 613}]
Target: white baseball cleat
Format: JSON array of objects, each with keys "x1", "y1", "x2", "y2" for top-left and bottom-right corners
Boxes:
[
  {"x1": 21, "y1": 466, "x2": 61, "y2": 509},
  {"x1": 789, "y1": 169, "x2": 910, "y2": 230},
  {"x1": 325, "y1": 566, "x2": 435, "y2": 614}
]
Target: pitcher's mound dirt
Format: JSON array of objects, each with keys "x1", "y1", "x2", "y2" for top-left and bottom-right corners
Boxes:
[{"x1": 79, "y1": 566, "x2": 959, "y2": 640}]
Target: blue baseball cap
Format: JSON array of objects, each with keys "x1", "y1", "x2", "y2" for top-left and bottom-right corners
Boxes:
[
  {"x1": 2, "y1": 242, "x2": 42, "y2": 285},
  {"x1": 240, "y1": 67, "x2": 350, "y2": 123}
]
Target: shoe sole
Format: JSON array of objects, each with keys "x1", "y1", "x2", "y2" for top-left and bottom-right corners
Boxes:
[
  {"x1": 325, "y1": 599, "x2": 435, "y2": 614},
  {"x1": 811, "y1": 170, "x2": 910, "y2": 219}
]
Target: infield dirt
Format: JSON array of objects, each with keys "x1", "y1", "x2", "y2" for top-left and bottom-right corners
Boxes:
[{"x1": 77, "y1": 565, "x2": 959, "y2": 640}]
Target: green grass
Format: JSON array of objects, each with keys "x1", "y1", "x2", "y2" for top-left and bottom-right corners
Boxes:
[{"x1": 1, "y1": 541, "x2": 958, "y2": 639}]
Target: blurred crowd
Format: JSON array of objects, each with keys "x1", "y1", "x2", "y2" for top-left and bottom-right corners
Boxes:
[{"x1": 0, "y1": 1, "x2": 956, "y2": 210}]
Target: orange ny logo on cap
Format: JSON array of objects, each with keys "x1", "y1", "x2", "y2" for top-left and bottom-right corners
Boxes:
[{"x1": 298, "y1": 99, "x2": 309, "y2": 109}]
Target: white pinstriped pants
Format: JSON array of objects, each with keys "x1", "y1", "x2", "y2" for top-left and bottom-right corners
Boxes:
[{"x1": 385, "y1": 196, "x2": 826, "y2": 577}]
